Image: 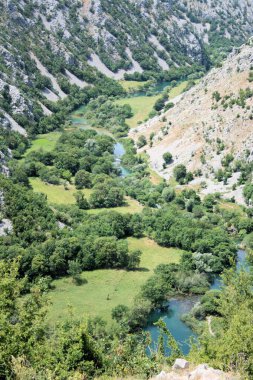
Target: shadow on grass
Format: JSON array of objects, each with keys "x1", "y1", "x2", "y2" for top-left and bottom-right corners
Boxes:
[
  {"x1": 128, "y1": 267, "x2": 150, "y2": 272},
  {"x1": 74, "y1": 277, "x2": 88, "y2": 286}
]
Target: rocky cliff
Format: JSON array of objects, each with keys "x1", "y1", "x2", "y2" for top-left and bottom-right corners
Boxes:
[
  {"x1": 1, "y1": 0, "x2": 253, "y2": 127},
  {"x1": 130, "y1": 40, "x2": 253, "y2": 204}
]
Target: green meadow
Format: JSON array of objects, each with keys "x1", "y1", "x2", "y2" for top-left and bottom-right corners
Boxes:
[
  {"x1": 119, "y1": 80, "x2": 149, "y2": 92},
  {"x1": 24, "y1": 132, "x2": 61, "y2": 155},
  {"x1": 30, "y1": 178, "x2": 93, "y2": 205},
  {"x1": 115, "y1": 94, "x2": 161, "y2": 128},
  {"x1": 115, "y1": 80, "x2": 188, "y2": 129},
  {"x1": 87, "y1": 196, "x2": 143, "y2": 215},
  {"x1": 47, "y1": 237, "x2": 183, "y2": 324},
  {"x1": 30, "y1": 178, "x2": 143, "y2": 214}
]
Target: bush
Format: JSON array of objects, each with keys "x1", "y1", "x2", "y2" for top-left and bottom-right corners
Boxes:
[
  {"x1": 173, "y1": 164, "x2": 187, "y2": 184},
  {"x1": 163, "y1": 152, "x2": 173, "y2": 165},
  {"x1": 137, "y1": 135, "x2": 147, "y2": 148}
]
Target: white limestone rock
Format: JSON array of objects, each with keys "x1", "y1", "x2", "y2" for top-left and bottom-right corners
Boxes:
[{"x1": 172, "y1": 359, "x2": 190, "y2": 370}]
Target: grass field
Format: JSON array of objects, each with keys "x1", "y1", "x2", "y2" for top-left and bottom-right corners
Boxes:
[
  {"x1": 115, "y1": 81, "x2": 188, "y2": 129},
  {"x1": 24, "y1": 132, "x2": 61, "y2": 156},
  {"x1": 30, "y1": 178, "x2": 143, "y2": 214},
  {"x1": 169, "y1": 81, "x2": 188, "y2": 99},
  {"x1": 87, "y1": 197, "x2": 143, "y2": 215},
  {"x1": 119, "y1": 80, "x2": 148, "y2": 92},
  {"x1": 48, "y1": 237, "x2": 183, "y2": 324},
  {"x1": 115, "y1": 95, "x2": 160, "y2": 128},
  {"x1": 30, "y1": 178, "x2": 93, "y2": 205}
]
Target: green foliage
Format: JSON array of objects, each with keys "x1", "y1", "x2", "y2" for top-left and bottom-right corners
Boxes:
[
  {"x1": 67, "y1": 259, "x2": 84, "y2": 285},
  {"x1": 154, "y1": 93, "x2": 168, "y2": 112},
  {"x1": 0, "y1": 260, "x2": 48, "y2": 378},
  {"x1": 190, "y1": 270, "x2": 253, "y2": 377},
  {"x1": 155, "y1": 319, "x2": 182, "y2": 363},
  {"x1": 137, "y1": 135, "x2": 147, "y2": 148},
  {"x1": 90, "y1": 183, "x2": 124, "y2": 208},
  {"x1": 85, "y1": 95, "x2": 131, "y2": 136},
  {"x1": 243, "y1": 183, "x2": 253, "y2": 205},
  {"x1": 173, "y1": 164, "x2": 193, "y2": 184},
  {"x1": 75, "y1": 191, "x2": 90, "y2": 210},
  {"x1": 163, "y1": 152, "x2": 173, "y2": 165},
  {"x1": 75, "y1": 170, "x2": 92, "y2": 189}
]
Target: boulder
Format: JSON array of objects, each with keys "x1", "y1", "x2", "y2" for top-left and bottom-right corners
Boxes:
[
  {"x1": 189, "y1": 364, "x2": 230, "y2": 379},
  {"x1": 156, "y1": 371, "x2": 168, "y2": 379},
  {"x1": 172, "y1": 359, "x2": 189, "y2": 370}
]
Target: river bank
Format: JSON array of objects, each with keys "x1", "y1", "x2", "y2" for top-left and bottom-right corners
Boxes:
[{"x1": 145, "y1": 249, "x2": 249, "y2": 355}]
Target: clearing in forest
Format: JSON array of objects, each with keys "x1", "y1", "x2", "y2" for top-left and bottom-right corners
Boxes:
[{"x1": 47, "y1": 237, "x2": 183, "y2": 324}]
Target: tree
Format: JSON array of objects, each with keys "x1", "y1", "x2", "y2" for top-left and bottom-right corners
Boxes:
[
  {"x1": 90, "y1": 185, "x2": 124, "y2": 208},
  {"x1": 163, "y1": 152, "x2": 173, "y2": 165},
  {"x1": 74, "y1": 191, "x2": 90, "y2": 209},
  {"x1": 112, "y1": 304, "x2": 129, "y2": 323},
  {"x1": 190, "y1": 271, "x2": 253, "y2": 377},
  {"x1": 173, "y1": 164, "x2": 187, "y2": 184},
  {"x1": 162, "y1": 187, "x2": 175, "y2": 203},
  {"x1": 155, "y1": 319, "x2": 182, "y2": 363},
  {"x1": 0, "y1": 260, "x2": 47, "y2": 378},
  {"x1": 137, "y1": 135, "x2": 147, "y2": 148},
  {"x1": 93, "y1": 237, "x2": 129, "y2": 269},
  {"x1": 127, "y1": 250, "x2": 142, "y2": 270},
  {"x1": 75, "y1": 170, "x2": 92, "y2": 189},
  {"x1": 67, "y1": 260, "x2": 83, "y2": 285},
  {"x1": 243, "y1": 183, "x2": 253, "y2": 205}
]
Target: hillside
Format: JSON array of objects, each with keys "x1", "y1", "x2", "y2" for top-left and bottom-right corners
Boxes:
[
  {"x1": 1, "y1": 0, "x2": 253, "y2": 136},
  {"x1": 130, "y1": 40, "x2": 253, "y2": 204}
]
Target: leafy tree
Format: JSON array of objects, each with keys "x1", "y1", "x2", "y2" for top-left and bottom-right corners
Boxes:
[
  {"x1": 0, "y1": 260, "x2": 47, "y2": 378},
  {"x1": 90, "y1": 185, "x2": 124, "y2": 208},
  {"x1": 162, "y1": 187, "x2": 175, "y2": 203},
  {"x1": 190, "y1": 270, "x2": 253, "y2": 377},
  {"x1": 74, "y1": 191, "x2": 90, "y2": 210},
  {"x1": 163, "y1": 152, "x2": 173, "y2": 165},
  {"x1": 75, "y1": 170, "x2": 92, "y2": 189},
  {"x1": 67, "y1": 260, "x2": 83, "y2": 285},
  {"x1": 243, "y1": 182, "x2": 253, "y2": 205},
  {"x1": 137, "y1": 135, "x2": 147, "y2": 148},
  {"x1": 112, "y1": 304, "x2": 129, "y2": 323},
  {"x1": 173, "y1": 164, "x2": 187, "y2": 184},
  {"x1": 127, "y1": 250, "x2": 142, "y2": 270},
  {"x1": 155, "y1": 319, "x2": 182, "y2": 363}
]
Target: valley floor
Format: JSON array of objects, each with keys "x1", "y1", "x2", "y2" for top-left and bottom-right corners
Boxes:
[{"x1": 47, "y1": 238, "x2": 183, "y2": 324}]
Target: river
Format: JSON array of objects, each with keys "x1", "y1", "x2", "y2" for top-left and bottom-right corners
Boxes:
[
  {"x1": 145, "y1": 249, "x2": 248, "y2": 355},
  {"x1": 71, "y1": 110, "x2": 129, "y2": 177},
  {"x1": 71, "y1": 103, "x2": 248, "y2": 357}
]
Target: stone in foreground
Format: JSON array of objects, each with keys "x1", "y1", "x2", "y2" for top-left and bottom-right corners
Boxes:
[{"x1": 172, "y1": 359, "x2": 189, "y2": 370}]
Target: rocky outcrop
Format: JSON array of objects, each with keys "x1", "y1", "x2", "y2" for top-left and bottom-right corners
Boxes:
[
  {"x1": 130, "y1": 41, "x2": 253, "y2": 204},
  {"x1": 154, "y1": 360, "x2": 240, "y2": 380},
  {"x1": 1, "y1": 0, "x2": 253, "y2": 132}
]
